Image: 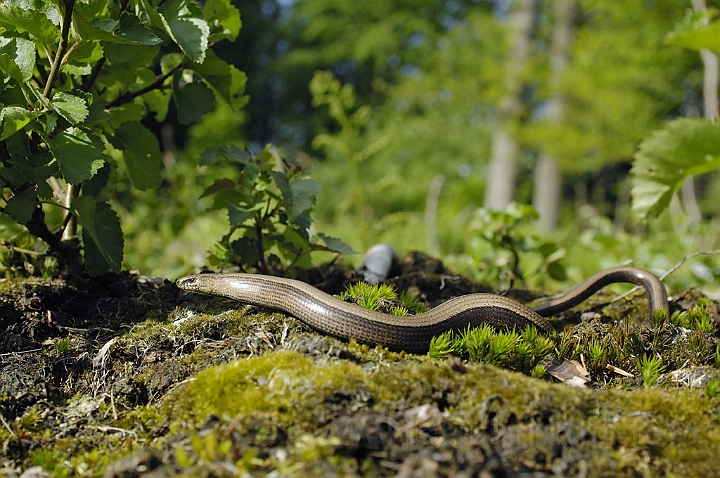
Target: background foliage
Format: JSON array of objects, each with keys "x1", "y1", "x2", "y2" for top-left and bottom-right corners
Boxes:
[{"x1": 2, "y1": 0, "x2": 720, "y2": 297}]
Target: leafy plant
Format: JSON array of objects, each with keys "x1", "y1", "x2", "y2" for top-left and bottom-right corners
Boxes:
[
  {"x1": 461, "y1": 202, "x2": 567, "y2": 288},
  {"x1": 55, "y1": 337, "x2": 71, "y2": 355},
  {"x1": 706, "y1": 379, "x2": 720, "y2": 399},
  {"x1": 0, "y1": 0, "x2": 244, "y2": 277},
  {"x1": 201, "y1": 145, "x2": 354, "y2": 274},
  {"x1": 631, "y1": 9, "x2": 720, "y2": 220},
  {"x1": 430, "y1": 324, "x2": 554, "y2": 375},
  {"x1": 339, "y1": 281, "x2": 408, "y2": 315},
  {"x1": 638, "y1": 354, "x2": 664, "y2": 388},
  {"x1": 428, "y1": 331, "x2": 456, "y2": 359}
]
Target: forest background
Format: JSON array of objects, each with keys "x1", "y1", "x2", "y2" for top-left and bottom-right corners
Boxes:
[{"x1": 3, "y1": 0, "x2": 720, "y2": 296}]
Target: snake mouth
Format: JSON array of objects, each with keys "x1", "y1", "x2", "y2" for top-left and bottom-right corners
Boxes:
[{"x1": 176, "y1": 276, "x2": 200, "y2": 290}]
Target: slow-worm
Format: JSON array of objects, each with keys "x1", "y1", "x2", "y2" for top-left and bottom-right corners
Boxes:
[{"x1": 176, "y1": 266, "x2": 668, "y2": 354}]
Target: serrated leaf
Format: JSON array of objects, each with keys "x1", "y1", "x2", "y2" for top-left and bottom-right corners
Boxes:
[
  {"x1": 204, "y1": 0, "x2": 241, "y2": 42},
  {"x1": 52, "y1": 92, "x2": 89, "y2": 125},
  {"x1": 158, "y1": 0, "x2": 209, "y2": 63},
  {"x1": 230, "y1": 237, "x2": 259, "y2": 265},
  {"x1": 288, "y1": 176, "x2": 321, "y2": 222},
  {"x1": 0, "y1": 0, "x2": 59, "y2": 44},
  {"x1": 185, "y1": 51, "x2": 247, "y2": 108},
  {"x1": 73, "y1": 196, "x2": 123, "y2": 275},
  {"x1": 47, "y1": 127, "x2": 105, "y2": 184},
  {"x1": 5, "y1": 186, "x2": 36, "y2": 225},
  {"x1": 84, "y1": 102, "x2": 113, "y2": 124},
  {"x1": 317, "y1": 233, "x2": 357, "y2": 255},
  {"x1": 0, "y1": 36, "x2": 34, "y2": 82},
  {"x1": 115, "y1": 12, "x2": 162, "y2": 45},
  {"x1": 227, "y1": 203, "x2": 262, "y2": 226},
  {"x1": 200, "y1": 178, "x2": 236, "y2": 198},
  {"x1": 172, "y1": 77, "x2": 215, "y2": 125},
  {"x1": 112, "y1": 122, "x2": 162, "y2": 190},
  {"x1": 631, "y1": 118, "x2": 720, "y2": 219},
  {"x1": 73, "y1": 11, "x2": 161, "y2": 45},
  {"x1": 0, "y1": 106, "x2": 39, "y2": 141}
]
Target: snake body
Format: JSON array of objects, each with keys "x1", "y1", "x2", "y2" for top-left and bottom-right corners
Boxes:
[{"x1": 176, "y1": 266, "x2": 667, "y2": 354}]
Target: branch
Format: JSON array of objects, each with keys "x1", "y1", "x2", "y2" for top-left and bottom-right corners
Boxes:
[
  {"x1": 106, "y1": 64, "x2": 181, "y2": 108},
  {"x1": 610, "y1": 249, "x2": 720, "y2": 304},
  {"x1": 44, "y1": 0, "x2": 75, "y2": 98},
  {"x1": 81, "y1": 57, "x2": 106, "y2": 92}
]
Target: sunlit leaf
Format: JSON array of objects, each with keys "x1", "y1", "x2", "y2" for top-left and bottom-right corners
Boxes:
[
  {"x1": 47, "y1": 127, "x2": 105, "y2": 184},
  {"x1": 52, "y1": 92, "x2": 89, "y2": 125},
  {"x1": 0, "y1": 106, "x2": 39, "y2": 141},
  {"x1": 631, "y1": 118, "x2": 720, "y2": 219},
  {"x1": 204, "y1": 0, "x2": 241, "y2": 42},
  {"x1": 0, "y1": 36, "x2": 34, "y2": 82},
  {"x1": 0, "y1": 0, "x2": 59, "y2": 44}
]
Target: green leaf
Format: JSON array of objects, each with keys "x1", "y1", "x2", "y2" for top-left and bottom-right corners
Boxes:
[
  {"x1": 631, "y1": 118, "x2": 720, "y2": 219},
  {"x1": 0, "y1": 106, "x2": 40, "y2": 141},
  {"x1": 115, "y1": 12, "x2": 163, "y2": 45},
  {"x1": 112, "y1": 122, "x2": 162, "y2": 190},
  {"x1": 157, "y1": 0, "x2": 209, "y2": 63},
  {"x1": 198, "y1": 144, "x2": 250, "y2": 166},
  {"x1": 227, "y1": 203, "x2": 262, "y2": 226},
  {"x1": 666, "y1": 10, "x2": 720, "y2": 53},
  {"x1": 317, "y1": 233, "x2": 357, "y2": 255},
  {"x1": 47, "y1": 127, "x2": 105, "y2": 184},
  {"x1": 74, "y1": 196, "x2": 124, "y2": 275},
  {"x1": 0, "y1": 36, "x2": 35, "y2": 82},
  {"x1": 172, "y1": 76, "x2": 215, "y2": 125},
  {"x1": 288, "y1": 176, "x2": 321, "y2": 222},
  {"x1": 143, "y1": 89, "x2": 170, "y2": 122},
  {"x1": 51, "y1": 92, "x2": 89, "y2": 125},
  {"x1": 230, "y1": 237, "x2": 259, "y2": 265},
  {"x1": 204, "y1": 0, "x2": 241, "y2": 42},
  {"x1": 0, "y1": 0, "x2": 59, "y2": 44},
  {"x1": 185, "y1": 51, "x2": 247, "y2": 108},
  {"x1": 73, "y1": 11, "x2": 162, "y2": 45},
  {"x1": 67, "y1": 40, "x2": 103, "y2": 63},
  {"x1": 4, "y1": 186, "x2": 36, "y2": 225}
]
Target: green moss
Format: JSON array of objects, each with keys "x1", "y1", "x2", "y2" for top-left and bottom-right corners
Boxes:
[
  {"x1": 165, "y1": 350, "x2": 369, "y2": 427},
  {"x1": 154, "y1": 349, "x2": 720, "y2": 476}
]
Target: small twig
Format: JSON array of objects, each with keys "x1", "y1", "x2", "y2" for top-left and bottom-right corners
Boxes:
[
  {"x1": 0, "y1": 243, "x2": 45, "y2": 257},
  {"x1": 81, "y1": 57, "x2": 106, "y2": 92},
  {"x1": 611, "y1": 249, "x2": 720, "y2": 304},
  {"x1": 0, "y1": 412, "x2": 15, "y2": 437},
  {"x1": 60, "y1": 40, "x2": 82, "y2": 68},
  {"x1": 106, "y1": 64, "x2": 181, "y2": 108},
  {"x1": 0, "y1": 348, "x2": 42, "y2": 357},
  {"x1": 44, "y1": 0, "x2": 76, "y2": 98}
]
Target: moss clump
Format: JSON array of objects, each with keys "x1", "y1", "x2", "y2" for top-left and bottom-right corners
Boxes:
[
  {"x1": 154, "y1": 349, "x2": 720, "y2": 476},
  {"x1": 165, "y1": 350, "x2": 370, "y2": 428}
]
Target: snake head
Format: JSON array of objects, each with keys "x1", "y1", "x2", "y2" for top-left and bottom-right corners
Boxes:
[{"x1": 176, "y1": 275, "x2": 201, "y2": 291}]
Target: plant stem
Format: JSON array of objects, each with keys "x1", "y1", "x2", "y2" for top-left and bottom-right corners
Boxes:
[
  {"x1": 44, "y1": 0, "x2": 75, "y2": 98},
  {"x1": 106, "y1": 64, "x2": 181, "y2": 108}
]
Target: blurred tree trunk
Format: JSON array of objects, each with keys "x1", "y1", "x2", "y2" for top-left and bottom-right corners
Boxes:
[
  {"x1": 484, "y1": 0, "x2": 538, "y2": 211},
  {"x1": 678, "y1": 0, "x2": 718, "y2": 223},
  {"x1": 532, "y1": 0, "x2": 575, "y2": 230}
]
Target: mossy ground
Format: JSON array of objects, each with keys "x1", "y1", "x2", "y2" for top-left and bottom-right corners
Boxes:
[{"x1": 1, "y1": 256, "x2": 719, "y2": 477}]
